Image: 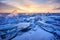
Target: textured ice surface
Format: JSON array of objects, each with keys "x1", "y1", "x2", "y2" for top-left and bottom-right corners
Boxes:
[
  {"x1": 0, "y1": 13, "x2": 60, "y2": 40},
  {"x1": 12, "y1": 27, "x2": 55, "y2": 40}
]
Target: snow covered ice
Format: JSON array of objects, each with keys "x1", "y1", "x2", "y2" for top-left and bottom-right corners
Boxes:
[{"x1": 0, "y1": 13, "x2": 60, "y2": 40}]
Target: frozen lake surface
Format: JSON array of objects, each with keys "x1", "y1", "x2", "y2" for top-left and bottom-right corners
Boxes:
[{"x1": 0, "y1": 13, "x2": 60, "y2": 40}]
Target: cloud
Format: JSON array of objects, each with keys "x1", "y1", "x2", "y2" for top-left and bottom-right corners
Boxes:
[
  {"x1": 30, "y1": 0, "x2": 48, "y2": 4},
  {"x1": 48, "y1": 0, "x2": 60, "y2": 4},
  {"x1": 53, "y1": 0, "x2": 60, "y2": 3},
  {"x1": 53, "y1": 7, "x2": 60, "y2": 10},
  {"x1": 0, "y1": 2, "x2": 25, "y2": 13},
  {"x1": 0, "y1": 3, "x2": 15, "y2": 9},
  {"x1": 0, "y1": 0, "x2": 32, "y2": 9},
  {"x1": 0, "y1": 0, "x2": 60, "y2": 13}
]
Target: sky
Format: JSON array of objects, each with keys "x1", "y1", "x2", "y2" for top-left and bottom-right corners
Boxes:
[{"x1": 0, "y1": 0, "x2": 60, "y2": 13}]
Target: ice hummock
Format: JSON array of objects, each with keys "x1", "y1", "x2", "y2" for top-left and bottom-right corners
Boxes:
[{"x1": 0, "y1": 13, "x2": 60, "y2": 40}]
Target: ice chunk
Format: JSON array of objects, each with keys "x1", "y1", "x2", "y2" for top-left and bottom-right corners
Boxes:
[{"x1": 16, "y1": 22, "x2": 30, "y2": 30}]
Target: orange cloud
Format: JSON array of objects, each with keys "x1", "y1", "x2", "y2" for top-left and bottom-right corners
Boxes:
[{"x1": 0, "y1": 0, "x2": 60, "y2": 13}]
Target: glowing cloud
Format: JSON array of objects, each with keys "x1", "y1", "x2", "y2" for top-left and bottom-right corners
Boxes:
[{"x1": 0, "y1": 0, "x2": 60, "y2": 13}]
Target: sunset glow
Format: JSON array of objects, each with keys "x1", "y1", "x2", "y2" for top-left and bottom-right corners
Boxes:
[{"x1": 0, "y1": 0, "x2": 60, "y2": 13}]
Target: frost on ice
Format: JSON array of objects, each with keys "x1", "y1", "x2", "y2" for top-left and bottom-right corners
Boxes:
[{"x1": 0, "y1": 13, "x2": 60, "y2": 40}]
